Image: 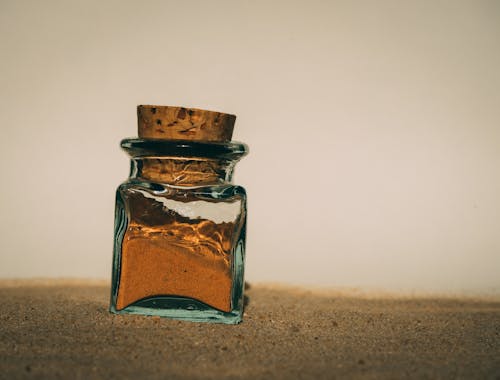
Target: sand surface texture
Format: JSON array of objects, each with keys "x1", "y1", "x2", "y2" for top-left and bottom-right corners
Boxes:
[{"x1": 1, "y1": 280, "x2": 499, "y2": 379}]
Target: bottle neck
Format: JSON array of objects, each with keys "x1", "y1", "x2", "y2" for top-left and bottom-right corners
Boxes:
[{"x1": 130, "y1": 157, "x2": 236, "y2": 186}]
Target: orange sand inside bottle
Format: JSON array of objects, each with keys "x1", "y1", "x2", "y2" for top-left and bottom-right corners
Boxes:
[{"x1": 116, "y1": 221, "x2": 234, "y2": 313}]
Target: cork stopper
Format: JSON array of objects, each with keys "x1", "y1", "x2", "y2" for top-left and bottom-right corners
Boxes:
[{"x1": 138, "y1": 105, "x2": 236, "y2": 142}]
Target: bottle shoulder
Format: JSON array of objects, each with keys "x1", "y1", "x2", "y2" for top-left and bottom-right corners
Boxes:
[{"x1": 117, "y1": 180, "x2": 246, "y2": 201}]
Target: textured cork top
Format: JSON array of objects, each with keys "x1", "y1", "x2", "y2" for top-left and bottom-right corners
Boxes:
[{"x1": 138, "y1": 105, "x2": 236, "y2": 142}]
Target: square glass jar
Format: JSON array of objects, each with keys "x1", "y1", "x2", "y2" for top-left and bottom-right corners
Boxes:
[{"x1": 110, "y1": 139, "x2": 248, "y2": 324}]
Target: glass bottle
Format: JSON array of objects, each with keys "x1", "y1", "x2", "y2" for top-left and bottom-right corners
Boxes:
[{"x1": 110, "y1": 105, "x2": 248, "y2": 324}]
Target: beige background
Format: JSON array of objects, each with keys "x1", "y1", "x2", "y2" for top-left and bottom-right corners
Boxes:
[{"x1": 1, "y1": 0, "x2": 499, "y2": 294}]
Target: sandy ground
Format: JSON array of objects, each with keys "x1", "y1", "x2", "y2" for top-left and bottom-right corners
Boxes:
[{"x1": 0, "y1": 280, "x2": 499, "y2": 379}]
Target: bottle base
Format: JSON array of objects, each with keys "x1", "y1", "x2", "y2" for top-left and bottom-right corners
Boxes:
[{"x1": 109, "y1": 295, "x2": 243, "y2": 324}]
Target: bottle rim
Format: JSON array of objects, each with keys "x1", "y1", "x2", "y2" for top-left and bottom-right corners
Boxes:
[{"x1": 121, "y1": 138, "x2": 248, "y2": 161}]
